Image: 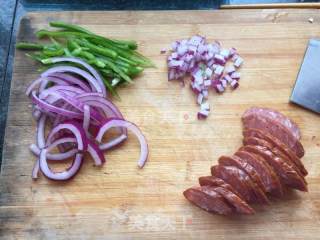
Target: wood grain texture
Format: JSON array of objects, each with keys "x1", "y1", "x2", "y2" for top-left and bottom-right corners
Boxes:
[{"x1": 1, "y1": 9, "x2": 320, "y2": 239}]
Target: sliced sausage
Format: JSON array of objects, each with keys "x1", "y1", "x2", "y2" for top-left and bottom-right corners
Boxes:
[
  {"x1": 211, "y1": 165, "x2": 261, "y2": 203},
  {"x1": 183, "y1": 186, "x2": 233, "y2": 215},
  {"x1": 199, "y1": 176, "x2": 238, "y2": 195},
  {"x1": 243, "y1": 107, "x2": 301, "y2": 139},
  {"x1": 213, "y1": 186, "x2": 255, "y2": 215},
  {"x1": 243, "y1": 136, "x2": 307, "y2": 185},
  {"x1": 235, "y1": 150, "x2": 284, "y2": 197},
  {"x1": 242, "y1": 114, "x2": 304, "y2": 158},
  {"x1": 218, "y1": 155, "x2": 269, "y2": 204},
  {"x1": 240, "y1": 145, "x2": 307, "y2": 192},
  {"x1": 243, "y1": 128, "x2": 307, "y2": 176}
]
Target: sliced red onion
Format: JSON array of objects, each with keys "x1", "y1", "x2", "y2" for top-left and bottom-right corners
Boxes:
[
  {"x1": 49, "y1": 57, "x2": 106, "y2": 97},
  {"x1": 83, "y1": 104, "x2": 90, "y2": 138},
  {"x1": 32, "y1": 107, "x2": 42, "y2": 120},
  {"x1": 39, "y1": 76, "x2": 70, "y2": 93},
  {"x1": 26, "y1": 77, "x2": 47, "y2": 96},
  {"x1": 46, "y1": 121, "x2": 88, "y2": 151},
  {"x1": 31, "y1": 91, "x2": 83, "y2": 119},
  {"x1": 96, "y1": 118, "x2": 148, "y2": 168},
  {"x1": 41, "y1": 66, "x2": 104, "y2": 95},
  {"x1": 48, "y1": 73, "x2": 91, "y2": 92},
  {"x1": 30, "y1": 141, "x2": 78, "y2": 161},
  {"x1": 39, "y1": 85, "x2": 85, "y2": 99},
  {"x1": 28, "y1": 58, "x2": 148, "y2": 180},
  {"x1": 40, "y1": 149, "x2": 83, "y2": 181},
  {"x1": 37, "y1": 114, "x2": 46, "y2": 149},
  {"x1": 32, "y1": 160, "x2": 40, "y2": 180},
  {"x1": 75, "y1": 94, "x2": 128, "y2": 145},
  {"x1": 88, "y1": 141, "x2": 106, "y2": 166}
]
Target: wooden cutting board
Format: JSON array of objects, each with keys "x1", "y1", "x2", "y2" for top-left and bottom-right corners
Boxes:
[{"x1": 1, "y1": 9, "x2": 320, "y2": 239}]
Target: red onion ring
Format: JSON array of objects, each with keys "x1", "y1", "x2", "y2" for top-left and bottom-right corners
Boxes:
[
  {"x1": 41, "y1": 66, "x2": 104, "y2": 95},
  {"x1": 28, "y1": 58, "x2": 148, "y2": 181},
  {"x1": 40, "y1": 149, "x2": 83, "y2": 181},
  {"x1": 46, "y1": 121, "x2": 88, "y2": 150},
  {"x1": 48, "y1": 72, "x2": 91, "y2": 92},
  {"x1": 49, "y1": 57, "x2": 107, "y2": 97},
  {"x1": 96, "y1": 118, "x2": 148, "y2": 168}
]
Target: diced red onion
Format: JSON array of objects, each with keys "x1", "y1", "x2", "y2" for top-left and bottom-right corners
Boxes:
[
  {"x1": 205, "y1": 68, "x2": 213, "y2": 78},
  {"x1": 197, "y1": 93, "x2": 204, "y2": 105},
  {"x1": 204, "y1": 80, "x2": 212, "y2": 87},
  {"x1": 201, "y1": 102, "x2": 210, "y2": 111},
  {"x1": 214, "y1": 54, "x2": 226, "y2": 65},
  {"x1": 225, "y1": 65, "x2": 236, "y2": 74},
  {"x1": 230, "y1": 80, "x2": 239, "y2": 89},
  {"x1": 167, "y1": 35, "x2": 243, "y2": 119},
  {"x1": 202, "y1": 90, "x2": 209, "y2": 99},
  {"x1": 224, "y1": 74, "x2": 233, "y2": 83},
  {"x1": 230, "y1": 72, "x2": 241, "y2": 80},
  {"x1": 160, "y1": 48, "x2": 167, "y2": 54},
  {"x1": 221, "y1": 79, "x2": 227, "y2": 88},
  {"x1": 197, "y1": 109, "x2": 210, "y2": 119},
  {"x1": 220, "y1": 49, "x2": 230, "y2": 59},
  {"x1": 234, "y1": 56, "x2": 244, "y2": 68},
  {"x1": 214, "y1": 65, "x2": 224, "y2": 76}
]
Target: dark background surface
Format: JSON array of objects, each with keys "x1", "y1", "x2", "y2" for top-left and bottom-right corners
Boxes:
[{"x1": 0, "y1": 0, "x2": 319, "y2": 167}]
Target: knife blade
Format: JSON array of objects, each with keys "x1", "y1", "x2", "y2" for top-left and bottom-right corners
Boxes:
[{"x1": 290, "y1": 39, "x2": 320, "y2": 114}]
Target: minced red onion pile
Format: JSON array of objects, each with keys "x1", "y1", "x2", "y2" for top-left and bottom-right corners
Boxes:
[
  {"x1": 27, "y1": 57, "x2": 148, "y2": 181},
  {"x1": 167, "y1": 35, "x2": 243, "y2": 119}
]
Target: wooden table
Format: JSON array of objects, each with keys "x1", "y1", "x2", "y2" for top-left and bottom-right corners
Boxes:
[{"x1": 1, "y1": 9, "x2": 320, "y2": 239}]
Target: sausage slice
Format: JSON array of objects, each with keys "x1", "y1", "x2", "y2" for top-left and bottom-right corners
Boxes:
[
  {"x1": 183, "y1": 186, "x2": 233, "y2": 215},
  {"x1": 242, "y1": 107, "x2": 301, "y2": 140},
  {"x1": 235, "y1": 150, "x2": 284, "y2": 197},
  {"x1": 218, "y1": 155, "x2": 269, "y2": 204},
  {"x1": 241, "y1": 145, "x2": 307, "y2": 192},
  {"x1": 243, "y1": 136, "x2": 307, "y2": 185},
  {"x1": 243, "y1": 128, "x2": 307, "y2": 176},
  {"x1": 242, "y1": 114, "x2": 304, "y2": 158},
  {"x1": 211, "y1": 165, "x2": 262, "y2": 203}
]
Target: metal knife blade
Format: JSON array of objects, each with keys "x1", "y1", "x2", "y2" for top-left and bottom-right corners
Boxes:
[{"x1": 290, "y1": 39, "x2": 320, "y2": 114}]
